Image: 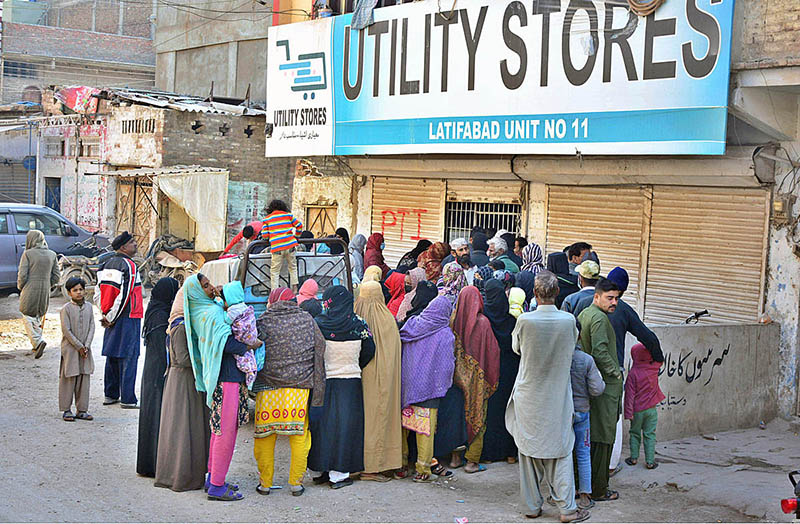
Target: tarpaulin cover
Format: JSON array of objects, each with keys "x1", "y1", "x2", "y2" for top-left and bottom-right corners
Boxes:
[
  {"x1": 54, "y1": 86, "x2": 101, "y2": 114},
  {"x1": 158, "y1": 170, "x2": 229, "y2": 251}
]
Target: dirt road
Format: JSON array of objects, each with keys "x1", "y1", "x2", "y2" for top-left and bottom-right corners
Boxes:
[{"x1": 0, "y1": 293, "x2": 779, "y2": 522}]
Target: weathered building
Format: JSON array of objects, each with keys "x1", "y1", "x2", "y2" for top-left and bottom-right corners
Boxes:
[
  {"x1": 1, "y1": 22, "x2": 155, "y2": 104},
  {"x1": 267, "y1": 0, "x2": 800, "y2": 440},
  {"x1": 35, "y1": 88, "x2": 295, "y2": 252}
]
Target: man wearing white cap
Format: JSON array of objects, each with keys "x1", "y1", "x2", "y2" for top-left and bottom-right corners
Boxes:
[{"x1": 561, "y1": 260, "x2": 600, "y2": 317}]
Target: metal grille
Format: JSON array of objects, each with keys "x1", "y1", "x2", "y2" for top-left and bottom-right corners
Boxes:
[{"x1": 444, "y1": 201, "x2": 522, "y2": 243}]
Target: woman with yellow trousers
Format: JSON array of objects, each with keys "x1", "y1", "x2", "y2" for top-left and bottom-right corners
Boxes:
[{"x1": 252, "y1": 287, "x2": 327, "y2": 496}]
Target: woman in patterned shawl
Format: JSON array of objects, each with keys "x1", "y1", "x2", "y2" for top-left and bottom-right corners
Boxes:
[
  {"x1": 252, "y1": 287, "x2": 326, "y2": 497},
  {"x1": 450, "y1": 286, "x2": 500, "y2": 474}
]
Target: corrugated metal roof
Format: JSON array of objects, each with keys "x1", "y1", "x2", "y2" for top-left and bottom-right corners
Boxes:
[{"x1": 105, "y1": 88, "x2": 266, "y2": 116}]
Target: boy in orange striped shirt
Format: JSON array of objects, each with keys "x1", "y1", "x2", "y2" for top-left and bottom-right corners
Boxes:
[{"x1": 261, "y1": 199, "x2": 303, "y2": 292}]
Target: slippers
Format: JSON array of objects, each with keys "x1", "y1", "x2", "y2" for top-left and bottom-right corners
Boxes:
[
  {"x1": 609, "y1": 464, "x2": 623, "y2": 477},
  {"x1": 450, "y1": 459, "x2": 466, "y2": 469},
  {"x1": 561, "y1": 509, "x2": 590, "y2": 523},
  {"x1": 75, "y1": 412, "x2": 93, "y2": 421},
  {"x1": 624, "y1": 458, "x2": 637, "y2": 466},
  {"x1": 593, "y1": 490, "x2": 619, "y2": 502},
  {"x1": 464, "y1": 464, "x2": 487, "y2": 474},
  {"x1": 62, "y1": 410, "x2": 75, "y2": 422},
  {"x1": 577, "y1": 498, "x2": 595, "y2": 510},
  {"x1": 525, "y1": 510, "x2": 542, "y2": 519},
  {"x1": 646, "y1": 462, "x2": 659, "y2": 469}
]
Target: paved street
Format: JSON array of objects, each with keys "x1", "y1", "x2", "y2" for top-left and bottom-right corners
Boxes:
[{"x1": 0, "y1": 292, "x2": 792, "y2": 522}]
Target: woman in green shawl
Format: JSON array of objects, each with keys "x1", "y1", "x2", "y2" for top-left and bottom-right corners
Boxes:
[{"x1": 184, "y1": 273, "x2": 254, "y2": 501}]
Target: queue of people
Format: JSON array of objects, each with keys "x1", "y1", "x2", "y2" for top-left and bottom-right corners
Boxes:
[{"x1": 15, "y1": 200, "x2": 670, "y2": 520}]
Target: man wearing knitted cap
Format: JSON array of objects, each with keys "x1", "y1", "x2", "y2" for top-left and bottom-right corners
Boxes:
[
  {"x1": 576, "y1": 267, "x2": 662, "y2": 476},
  {"x1": 561, "y1": 260, "x2": 600, "y2": 317},
  {"x1": 96, "y1": 231, "x2": 143, "y2": 409}
]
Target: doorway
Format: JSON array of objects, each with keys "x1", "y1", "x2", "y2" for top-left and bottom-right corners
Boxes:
[{"x1": 44, "y1": 177, "x2": 61, "y2": 212}]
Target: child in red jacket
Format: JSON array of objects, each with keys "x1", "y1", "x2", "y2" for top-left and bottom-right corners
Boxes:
[{"x1": 624, "y1": 343, "x2": 665, "y2": 469}]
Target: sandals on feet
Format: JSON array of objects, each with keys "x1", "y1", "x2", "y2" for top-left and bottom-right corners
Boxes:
[
  {"x1": 62, "y1": 410, "x2": 75, "y2": 422},
  {"x1": 624, "y1": 457, "x2": 637, "y2": 466},
  {"x1": 75, "y1": 412, "x2": 93, "y2": 421},
  {"x1": 256, "y1": 484, "x2": 270, "y2": 495},
  {"x1": 431, "y1": 463, "x2": 453, "y2": 478},
  {"x1": 413, "y1": 473, "x2": 433, "y2": 483},
  {"x1": 525, "y1": 510, "x2": 542, "y2": 519},
  {"x1": 207, "y1": 485, "x2": 243, "y2": 501},
  {"x1": 393, "y1": 467, "x2": 412, "y2": 480},
  {"x1": 561, "y1": 509, "x2": 590, "y2": 523},
  {"x1": 464, "y1": 463, "x2": 487, "y2": 474},
  {"x1": 593, "y1": 490, "x2": 619, "y2": 502},
  {"x1": 646, "y1": 462, "x2": 659, "y2": 469}
]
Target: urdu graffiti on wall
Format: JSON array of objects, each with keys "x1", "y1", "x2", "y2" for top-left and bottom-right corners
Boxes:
[
  {"x1": 658, "y1": 343, "x2": 731, "y2": 387},
  {"x1": 380, "y1": 208, "x2": 428, "y2": 241}
]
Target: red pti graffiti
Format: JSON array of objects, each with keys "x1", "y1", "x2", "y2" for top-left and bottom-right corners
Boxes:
[{"x1": 381, "y1": 208, "x2": 427, "y2": 241}]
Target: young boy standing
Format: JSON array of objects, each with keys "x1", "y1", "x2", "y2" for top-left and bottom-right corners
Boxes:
[
  {"x1": 261, "y1": 199, "x2": 303, "y2": 293},
  {"x1": 59, "y1": 277, "x2": 95, "y2": 421},
  {"x1": 624, "y1": 343, "x2": 665, "y2": 469},
  {"x1": 571, "y1": 343, "x2": 606, "y2": 509}
]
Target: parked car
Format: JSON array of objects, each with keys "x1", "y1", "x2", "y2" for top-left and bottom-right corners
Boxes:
[{"x1": 0, "y1": 203, "x2": 110, "y2": 290}]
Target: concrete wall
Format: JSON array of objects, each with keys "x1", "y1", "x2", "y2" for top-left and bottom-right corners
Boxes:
[
  {"x1": 292, "y1": 173, "x2": 355, "y2": 235},
  {"x1": 106, "y1": 105, "x2": 164, "y2": 168},
  {"x1": 645, "y1": 323, "x2": 780, "y2": 441},
  {"x1": 154, "y1": 0, "x2": 272, "y2": 102},
  {"x1": 36, "y1": 122, "x2": 114, "y2": 233}
]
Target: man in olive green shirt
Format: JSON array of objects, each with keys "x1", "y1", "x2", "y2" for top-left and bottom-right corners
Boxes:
[{"x1": 577, "y1": 278, "x2": 622, "y2": 502}]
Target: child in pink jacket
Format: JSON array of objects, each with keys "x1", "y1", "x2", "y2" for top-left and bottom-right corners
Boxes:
[{"x1": 624, "y1": 343, "x2": 665, "y2": 469}]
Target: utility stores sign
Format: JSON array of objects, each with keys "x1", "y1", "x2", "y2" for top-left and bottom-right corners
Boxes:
[{"x1": 265, "y1": 0, "x2": 734, "y2": 157}]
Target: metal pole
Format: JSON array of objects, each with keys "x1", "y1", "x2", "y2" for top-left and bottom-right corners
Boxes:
[{"x1": 27, "y1": 122, "x2": 32, "y2": 203}]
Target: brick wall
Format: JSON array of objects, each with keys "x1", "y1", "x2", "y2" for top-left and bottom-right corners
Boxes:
[
  {"x1": 734, "y1": 0, "x2": 800, "y2": 67},
  {"x1": 161, "y1": 111, "x2": 294, "y2": 201},
  {"x1": 47, "y1": 0, "x2": 152, "y2": 38}
]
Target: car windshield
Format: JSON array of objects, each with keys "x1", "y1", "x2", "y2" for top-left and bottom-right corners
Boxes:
[{"x1": 13, "y1": 212, "x2": 66, "y2": 236}]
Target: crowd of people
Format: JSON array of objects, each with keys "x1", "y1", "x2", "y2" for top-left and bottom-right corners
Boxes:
[{"x1": 13, "y1": 198, "x2": 669, "y2": 522}]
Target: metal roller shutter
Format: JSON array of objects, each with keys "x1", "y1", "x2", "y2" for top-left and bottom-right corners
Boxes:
[
  {"x1": 446, "y1": 180, "x2": 524, "y2": 204},
  {"x1": 371, "y1": 177, "x2": 445, "y2": 268},
  {"x1": 545, "y1": 186, "x2": 649, "y2": 311},
  {"x1": 643, "y1": 187, "x2": 769, "y2": 324}
]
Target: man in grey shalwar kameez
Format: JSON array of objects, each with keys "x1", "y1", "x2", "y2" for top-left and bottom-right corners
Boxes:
[{"x1": 506, "y1": 271, "x2": 589, "y2": 523}]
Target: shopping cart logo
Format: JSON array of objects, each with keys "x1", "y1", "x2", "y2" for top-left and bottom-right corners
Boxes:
[{"x1": 277, "y1": 40, "x2": 328, "y2": 101}]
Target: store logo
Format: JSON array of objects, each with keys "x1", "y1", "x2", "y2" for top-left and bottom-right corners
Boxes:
[{"x1": 277, "y1": 40, "x2": 327, "y2": 100}]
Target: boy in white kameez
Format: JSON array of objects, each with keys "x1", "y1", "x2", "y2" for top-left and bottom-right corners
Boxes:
[{"x1": 59, "y1": 277, "x2": 95, "y2": 421}]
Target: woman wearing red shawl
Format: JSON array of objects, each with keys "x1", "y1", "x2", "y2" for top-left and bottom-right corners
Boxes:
[
  {"x1": 417, "y1": 242, "x2": 450, "y2": 281},
  {"x1": 296, "y1": 279, "x2": 318, "y2": 305},
  {"x1": 451, "y1": 286, "x2": 500, "y2": 474},
  {"x1": 364, "y1": 233, "x2": 390, "y2": 280},
  {"x1": 384, "y1": 271, "x2": 406, "y2": 317}
]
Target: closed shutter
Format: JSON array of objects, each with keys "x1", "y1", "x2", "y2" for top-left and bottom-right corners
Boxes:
[
  {"x1": 446, "y1": 180, "x2": 524, "y2": 204},
  {"x1": 371, "y1": 177, "x2": 444, "y2": 268},
  {"x1": 0, "y1": 166, "x2": 35, "y2": 203},
  {"x1": 643, "y1": 187, "x2": 769, "y2": 324},
  {"x1": 546, "y1": 186, "x2": 648, "y2": 311}
]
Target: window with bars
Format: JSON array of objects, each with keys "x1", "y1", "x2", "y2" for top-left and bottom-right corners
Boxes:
[
  {"x1": 444, "y1": 201, "x2": 522, "y2": 243},
  {"x1": 44, "y1": 140, "x2": 65, "y2": 157}
]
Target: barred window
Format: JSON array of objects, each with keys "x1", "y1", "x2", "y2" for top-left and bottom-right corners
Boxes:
[{"x1": 444, "y1": 201, "x2": 522, "y2": 243}]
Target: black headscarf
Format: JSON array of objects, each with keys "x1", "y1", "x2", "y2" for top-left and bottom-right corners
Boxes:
[
  {"x1": 315, "y1": 285, "x2": 370, "y2": 341},
  {"x1": 472, "y1": 232, "x2": 489, "y2": 252},
  {"x1": 335, "y1": 227, "x2": 350, "y2": 245},
  {"x1": 547, "y1": 252, "x2": 570, "y2": 274},
  {"x1": 409, "y1": 239, "x2": 432, "y2": 259},
  {"x1": 483, "y1": 278, "x2": 516, "y2": 341},
  {"x1": 143, "y1": 277, "x2": 180, "y2": 339},
  {"x1": 515, "y1": 271, "x2": 535, "y2": 306},
  {"x1": 328, "y1": 235, "x2": 345, "y2": 255},
  {"x1": 403, "y1": 280, "x2": 438, "y2": 321},
  {"x1": 300, "y1": 297, "x2": 323, "y2": 318}
]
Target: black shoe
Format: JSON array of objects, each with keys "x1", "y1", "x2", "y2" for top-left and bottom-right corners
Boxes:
[
  {"x1": 312, "y1": 472, "x2": 330, "y2": 485},
  {"x1": 34, "y1": 341, "x2": 46, "y2": 359},
  {"x1": 330, "y1": 478, "x2": 353, "y2": 490}
]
